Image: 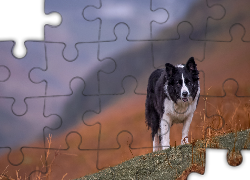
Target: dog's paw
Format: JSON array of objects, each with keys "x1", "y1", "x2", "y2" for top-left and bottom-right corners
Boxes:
[
  {"x1": 162, "y1": 146, "x2": 170, "y2": 150},
  {"x1": 181, "y1": 136, "x2": 189, "y2": 145},
  {"x1": 153, "y1": 147, "x2": 161, "y2": 152}
]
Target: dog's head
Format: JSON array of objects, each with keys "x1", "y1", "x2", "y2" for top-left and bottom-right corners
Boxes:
[{"x1": 165, "y1": 57, "x2": 199, "y2": 104}]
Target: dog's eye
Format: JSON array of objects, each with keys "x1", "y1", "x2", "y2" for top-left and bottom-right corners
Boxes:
[{"x1": 185, "y1": 79, "x2": 191, "y2": 85}]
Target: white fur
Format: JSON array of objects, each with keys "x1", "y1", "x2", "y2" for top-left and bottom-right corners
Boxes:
[
  {"x1": 154, "y1": 81, "x2": 200, "y2": 151},
  {"x1": 176, "y1": 64, "x2": 184, "y2": 68},
  {"x1": 153, "y1": 129, "x2": 161, "y2": 151},
  {"x1": 164, "y1": 83, "x2": 170, "y2": 98},
  {"x1": 181, "y1": 73, "x2": 189, "y2": 97}
]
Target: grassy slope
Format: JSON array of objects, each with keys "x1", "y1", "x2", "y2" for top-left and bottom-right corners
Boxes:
[{"x1": 78, "y1": 129, "x2": 250, "y2": 180}]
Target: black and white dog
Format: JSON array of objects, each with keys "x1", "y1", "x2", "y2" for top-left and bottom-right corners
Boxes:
[{"x1": 145, "y1": 57, "x2": 200, "y2": 152}]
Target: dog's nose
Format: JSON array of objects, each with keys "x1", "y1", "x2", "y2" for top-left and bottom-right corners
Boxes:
[{"x1": 182, "y1": 91, "x2": 188, "y2": 97}]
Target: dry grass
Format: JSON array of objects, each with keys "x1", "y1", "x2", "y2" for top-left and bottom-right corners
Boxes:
[
  {"x1": 0, "y1": 134, "x2": 67, "y2": 180},
  {"x1": 205, "y1": 87, "x2": 250, "y2": 137}
]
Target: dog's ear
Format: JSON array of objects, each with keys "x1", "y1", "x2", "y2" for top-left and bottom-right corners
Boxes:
[
  {"x1": 186, "y1": 57, "x2": 197, "y2": 72},
  {"x1": 186, "y1": 57, "x2": 199, "y2": 80},
  {"x1": 165, "y1": 63, "x2": 176, "y2": 77}
]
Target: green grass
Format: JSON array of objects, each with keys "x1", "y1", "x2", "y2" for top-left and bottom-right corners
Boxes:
[{"x1": 76, "y1": 129, "x2": 250, "y2": 180}]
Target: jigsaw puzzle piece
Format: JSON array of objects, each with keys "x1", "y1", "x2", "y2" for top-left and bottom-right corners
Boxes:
[
  {"x1": 0, "y1": 65, "x2": 10, "y2": 82},
  {"x1": 205, "y1": 79, "x2": 250, "y2": 135},
  {"x1": 0, "y1": 132, "x2": 98, "y2": 179},
  {"x1": 0, "y1": 147, "x2": 47, "y2": 179},
  {"x1": 152, "y1": 0, "x2": 224, "y2": 40},
  {"x1": 30, "y1": 42, "x2": 114, "y2": 96},
  {"x1": 207, "y1": 0, "x2": 250, "y2": 41},
  {"x1": 83, "y1": 78, "x2": 152, "y2": 168},
  {"x1": 197, "y1": 24, "x2": 250, "y2": 96},
  {"x1": 0, "y1": 97, "x2": 61, "y2": 166},
  {"x1": 152, "y1": 22, "x2": 205, "y2": 68},
  {"x1": 0, "y1": 41, "x2": 46, "y2": 115},
  {"x1": 44, "y1": 0, "x2": 100, "y2": 60},
  {"x1": 83, "y1": 0, "x2": 168, "y2": 41},
  {"x1": 97, "y1": 130, "x2": 146, "y2": 170},
  {"x1": 203, "y1": 79, "x2": 250, "y2": 166},
  {"x1": 43, "y1": 78, "x2": 100, "y2": 150},
  {"x1": 99, "y1": 24, "x2": 155, "y2": 94},
  {"x1": 40, "y1": 132, "x2": 98, "y2": 179}
]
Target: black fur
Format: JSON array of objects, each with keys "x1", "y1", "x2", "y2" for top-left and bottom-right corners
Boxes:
[
  {"x1": 145, "y1": 57, "x2": 199, "y2": 141},
  {"x1": 145, "y1": 69, "x2": 167, "y2": 140}
]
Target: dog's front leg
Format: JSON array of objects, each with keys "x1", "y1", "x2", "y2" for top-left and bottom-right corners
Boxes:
[
  {"x1": 160, "y1": 115, "x2": 171, "y2": 150},
  {"x1": 181, "y1": 114, "x2": 193, "y2": 145},
  {"x1": 153, "y1": 129, "x2": 161, "y2": 152}
]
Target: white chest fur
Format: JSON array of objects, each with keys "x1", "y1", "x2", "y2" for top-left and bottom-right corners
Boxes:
[
  {"x1": 163, "y1": 81, "x2": 200, "y2": 125},
  {"x1": 163, "y1": 97, "x2": 196, "y2": 124}
]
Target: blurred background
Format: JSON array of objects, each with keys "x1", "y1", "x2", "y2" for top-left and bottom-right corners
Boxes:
[{"x1": 0, "y1": 0, "x2": 250, "y2": 179}]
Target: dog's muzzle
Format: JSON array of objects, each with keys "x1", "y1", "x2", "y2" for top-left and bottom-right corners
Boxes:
[{"x1": 182, "y1": 91, "x2": 188, "y2": 102}]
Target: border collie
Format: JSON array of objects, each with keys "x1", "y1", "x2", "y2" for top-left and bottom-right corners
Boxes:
[{"x1": 145, "y1": 57, "x2": 200, "y2": 152}]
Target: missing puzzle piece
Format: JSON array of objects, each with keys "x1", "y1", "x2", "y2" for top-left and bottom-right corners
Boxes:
[
  {"x1": 190, "y1": 149, "x2": 250, "y2": 179},
  {"x1": 0, "y1": 0, "x2": 60, "y2": 58}
]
